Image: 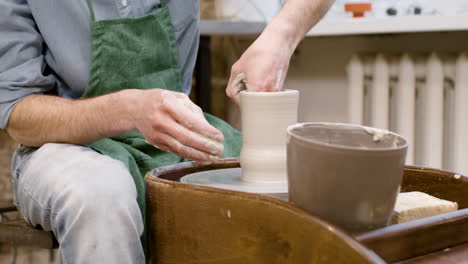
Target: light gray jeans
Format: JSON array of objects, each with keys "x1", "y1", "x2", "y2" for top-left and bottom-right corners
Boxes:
[{"x1": 11, "y1": 143, "x2": 145, "y2": 264}]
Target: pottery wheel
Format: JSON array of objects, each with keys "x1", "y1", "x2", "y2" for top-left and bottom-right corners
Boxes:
[{"x1": 180, "y1": 168, "x2": 288, "y2": 194}]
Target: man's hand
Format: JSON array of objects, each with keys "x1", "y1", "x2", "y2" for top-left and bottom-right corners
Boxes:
[
  {"x1": 7, "y1": 89, "x2": 224, "y2": 162},
  {"x1": 131, "y1": 89, "x2": 224, "y2": 161},
  {"x1": 226, "y1": 0, "x2": 334, "y2": 105},
  {"x1": 226, "y1": 26, "x2": 293, "y2": 105}
]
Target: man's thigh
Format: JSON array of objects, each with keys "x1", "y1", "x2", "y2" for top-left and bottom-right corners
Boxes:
[{"x1": 11, "y1": 143, "x2": 139, "y2": 229}]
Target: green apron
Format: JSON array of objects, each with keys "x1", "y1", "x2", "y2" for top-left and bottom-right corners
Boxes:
[{"x1": 82, "y1": 0, "x2": 241, "y2": 246}]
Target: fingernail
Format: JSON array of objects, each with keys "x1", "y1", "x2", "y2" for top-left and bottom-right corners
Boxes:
[
  {"x1": 215, "y1": 131, "x2": 224, "y2": 141},
  {"x1": 211, "y1": 135, "x2": 223, "y2": 143},
  {"x1": 206, "y1": 140, "x2": 224, "y2": 155},
  {"x1": 203, "y1": 132, "x2": 223, "y2": 142},
  {"x1": 145, "y1": 140, "x2": 161, "y2": 149},
  {"x1": 210, "y1": 155, "x2": 220, "y2": 161}
]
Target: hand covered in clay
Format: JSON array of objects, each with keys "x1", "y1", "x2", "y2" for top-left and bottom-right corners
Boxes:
[
  {"x1": 132, "y1": 89, "x2": 224, "y2": 161},
  {"x1": 226, "y1": 28, "x2": 294, "y2": 105}
]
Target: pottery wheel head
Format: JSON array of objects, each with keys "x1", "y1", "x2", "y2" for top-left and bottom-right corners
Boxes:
[{"x1": 180, "y1": 168, "x2": 288, "y2": 194}]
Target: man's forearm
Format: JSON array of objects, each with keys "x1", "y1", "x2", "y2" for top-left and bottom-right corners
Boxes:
[
  {"x1": 7, "y1": 90, "x2": 137, "y2": 147},
  {"x1": 7, "y1": 88, "x2": 226, "y2": 161},
  {"x1": 267, "y1": 0, "x2": 334, "y2": 50}
]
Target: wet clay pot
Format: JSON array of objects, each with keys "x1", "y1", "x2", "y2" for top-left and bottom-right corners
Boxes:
[
  {"x1": 287, "y1": 123, "x2": 408, "y2": 233},
  {"x1": 240, "y1": 90, "x2": 299, "y2": 183}
]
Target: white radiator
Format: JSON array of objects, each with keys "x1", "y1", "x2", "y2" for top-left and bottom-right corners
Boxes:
[{"x1": 347, "y1": 53, "x2": 468, "y2": 175}]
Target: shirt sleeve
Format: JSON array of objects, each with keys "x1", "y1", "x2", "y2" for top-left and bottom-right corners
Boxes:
[{"x1": 0, "y1": 0, "x2": 56, "y2": 129}]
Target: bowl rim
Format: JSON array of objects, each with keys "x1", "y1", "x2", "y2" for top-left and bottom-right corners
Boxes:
[
  {"x1": 240, "y1": 89, "x2": 298, "y2": 97},
  {"x1": 287, "y1": 122, "x2": 409, "y2": 152}
]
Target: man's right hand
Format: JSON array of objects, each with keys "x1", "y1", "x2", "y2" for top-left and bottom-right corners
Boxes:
[
  {"x1": 130, "y1": 89, "x2": 224, "y2": 161},
  {"x1": 7, "y1": 89, "x2": 224, "y2": 162}
]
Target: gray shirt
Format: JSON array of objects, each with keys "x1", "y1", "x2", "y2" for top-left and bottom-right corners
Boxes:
[{"x1": 0, "y1": 0, "x2": 200, "y2": 129}]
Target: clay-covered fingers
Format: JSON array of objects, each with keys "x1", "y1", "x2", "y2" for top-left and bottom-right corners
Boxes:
[
  {"x1": 146, "y1": 131, "x2": 219, "y2": 162},
  {"x1": 174, "y1": 107, "x2": 224, "y2": 143},
  {"x1": 163, "y1": 118, "x2": 224, "y2": 157},
  {"x1": 154, "y1": 90, "x2": 225, "y2": 160},
  {"x1": 162, "y1": 92, "x2": 224, "y2": 143},
  {"x1": 135, "y1": 89, "x2": 225, "y2": 161},
  {"x1": 226, "y1": 65, "x2": 247, "y2": 106}
]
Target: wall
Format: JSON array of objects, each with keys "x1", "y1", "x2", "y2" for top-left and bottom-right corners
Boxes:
[{"x1": 233, "y1": 31, "x2": 468, "y2": 122}]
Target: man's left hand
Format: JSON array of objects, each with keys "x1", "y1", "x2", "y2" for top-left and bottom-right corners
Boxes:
[{"x1": 225, "y1": 26, "x2": 295, "y2": 105}]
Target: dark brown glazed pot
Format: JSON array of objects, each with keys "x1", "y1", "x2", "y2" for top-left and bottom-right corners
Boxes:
[{"x1": 287, "y1": 123, "x2": 408, "y2": 233}]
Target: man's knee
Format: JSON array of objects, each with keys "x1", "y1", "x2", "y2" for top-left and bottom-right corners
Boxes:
[
  {"x1": 54, "y1": 149, "x2": 138, "y2": 216},
  {"x1": 18, "y1": 143, "x2": 140, "y2": 223}
]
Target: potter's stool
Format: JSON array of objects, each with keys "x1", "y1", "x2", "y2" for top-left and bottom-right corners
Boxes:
[{"x1": 0, "y1": 200, "x2": 58, "y2": 249}]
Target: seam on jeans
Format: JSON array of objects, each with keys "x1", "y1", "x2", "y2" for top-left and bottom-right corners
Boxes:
[
  {"x1": 12, "y1": 201, "x2": 22, "y2": 213},
  {"x1": 20, "y1": 184, "x2": 54, "y2": 212}
]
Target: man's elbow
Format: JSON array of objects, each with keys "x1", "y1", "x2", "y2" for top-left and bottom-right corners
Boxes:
[
  {"x1": 6, "y1": 123, "x2": 42, "y2": 147},
  {"x1": 7, "y1": 127, "x2": 25, "y2": 145}
]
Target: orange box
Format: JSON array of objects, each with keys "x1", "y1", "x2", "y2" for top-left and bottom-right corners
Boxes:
[{"x1": 345, "y1": 2, "x2": 372, "y2": 18}]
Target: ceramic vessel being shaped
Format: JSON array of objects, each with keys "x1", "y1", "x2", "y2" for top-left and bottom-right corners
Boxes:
[
  {"x1": 240, "y1": 90, "x2": 299, "y2": 183},
  {"x1": 287, "y1": 122, "x2": 408, "y2": 233}
]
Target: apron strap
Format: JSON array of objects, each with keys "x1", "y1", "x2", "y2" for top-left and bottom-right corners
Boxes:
[{"x1": 86, "y1": 0, "x2": 96, "y2": 22}]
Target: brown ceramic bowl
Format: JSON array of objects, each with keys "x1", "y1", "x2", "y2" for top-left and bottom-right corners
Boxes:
[{"x1": 287, "y1": 122, "x2": 408, "y2": 233}]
